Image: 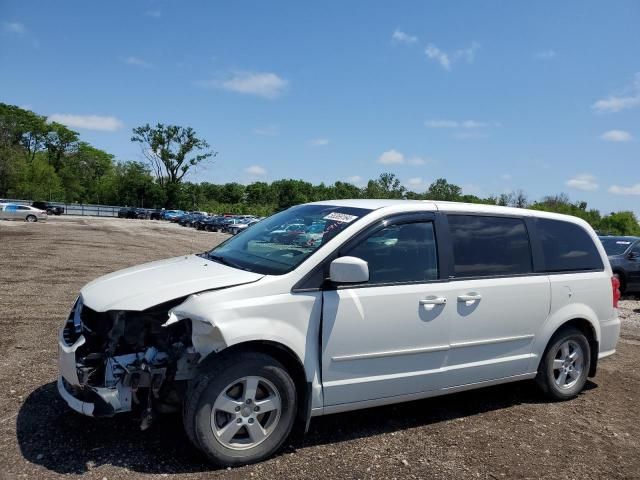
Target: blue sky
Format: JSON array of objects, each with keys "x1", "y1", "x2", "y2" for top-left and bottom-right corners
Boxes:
[{"x1": 1, "y1": 1, "x2": 639, "y2": 214}]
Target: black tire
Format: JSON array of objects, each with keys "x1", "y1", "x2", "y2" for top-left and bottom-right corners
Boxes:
[
  {"x1": 26, "y1": 215, "x2": 37, "y2": 223},
  {"x1": 536, "y1": 326, "x2": 591, "y2": 401},
  {"x1": 614, "y1": 272, "x2": 627, "y2": 296},
  {"x1": 183, "y1": 351, "x2": 297, "y2": 467}
]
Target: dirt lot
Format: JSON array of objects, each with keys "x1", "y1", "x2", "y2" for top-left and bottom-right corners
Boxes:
[{"x1": 0, "y1": 216, "x2": 639, "y2": 479}]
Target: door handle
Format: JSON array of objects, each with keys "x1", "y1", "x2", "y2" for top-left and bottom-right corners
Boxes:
[
  {"x1": 457, "y1": 293, "x2": 482, "y2": 304},
  {"x1": 419, "y1": 296, "x2": 447, "y2": 311}
]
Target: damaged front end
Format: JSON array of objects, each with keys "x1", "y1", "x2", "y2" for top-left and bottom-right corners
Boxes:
[{"x1": 58, "y1": 296, "x2": 199, "y2": 428}]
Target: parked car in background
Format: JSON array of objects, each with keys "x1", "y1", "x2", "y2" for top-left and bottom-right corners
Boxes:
[
  {"x1": 0, "y1": 203, "x2": 48, "y2": 222},
  {"x1": 206, "y1": 216, "x2": 228, "y2": 232},
  {"x1": 32, "y1": 201, "x2": 64, "y2": 215},
  {"x1": 149, "y1": 209, "x2": 163, "y2": 220},
  {"x1": 117, "y1": 207, "x2": 145, "y2": 219},
  {"x1": 228, "y1": 218, "x2": 260, "y2": 235},
  {"x1": 220, "y1": 217, "x2": 245, "y2": 233},
  {"x1": 268, "y1": 223, "x2": 305, "y2": 243},
  {"x1": 58, "y1": 200, "x2": 620, "y2": 466},
  {"x1": 293, "y1": 222, "x2": 326, "y2": 246},
  {"x1": 163, "y1": 210, "x2": 185, "y2": 221},
  {"x1": 599, "y1": 235, "x2": 640, "y2": 294}
]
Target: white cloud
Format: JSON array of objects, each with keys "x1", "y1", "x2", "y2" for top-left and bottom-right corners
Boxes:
[
  {"x1": 609, "y1": 183, "x2": 640, "y2": 195},
  {"x1": 48, "y1": 114, "x2": 124, "y2": 132},
  {"x1": 391, "y1": 29, "x2": 418, "y2": 45},
  {"x1": 309, "y1": 138, "x2": 329, "y2": 147},
  {"x1": 406, "y1": 177, "x2": 424, "y2": 187},
  {"x1": 2, "y1": 21, "x2": 25, "y2": 34},
  {"x1": 408, "y1": 156, "x2": 432, "y2": 166},
  {"x1": 425, "y1": 42, "x2": 480, "y2": 70},
  {"x1": 534, "y1": 49, "x2": 556, "y2": 60},
  {"x1": 378, "y1": 149, "x2": 405, "y2": 165},
  {"x1": 453, "y1": 131, "x2": 488, "y2": 140},
  {"x1": 376, "y1": 150, "x2": 432, "y2": 166},
  {"x1": 592, "y1": 73, "x2": 640, "y2": 113},
  {"x1": 244, "y1": 165, "x2": 267, "y2": 176},
  {"x1": 200, "y1": 71, "x2": 288, "y2": 99},
  {"x1": 600, "y1": 130, "x2": 632, "y2": 142},
  {"x1": 461, "y1": 120, "x2": 489, "y2": 128},
  {"x1": 347, "y1": 175, "x2": 363, "y2": 184},
  {"x1": 425, "y1": 44, "x2": 451, "y2": 70},
  {"x1": 252, "y1": 125, "x2": 280, "y2": 136},
  {"x1": 122, "y1": 56, "x2": 152, "y2": 68},
  {"x1": 425, "y1": 119, "x2": 492, "y2": 129},
  {"x1": 145, "y1": 10, "x2": 162, "y2": 18},
  {"x1": 425, "y1": 120, "x2": 459, "y2": 128},
  {"x1": 566, "y1": 174, "x2": 598, "y2": 191},
  {"x1": 593, "y1": 96, "x2": 640, "y2": 113},
  {"x1": 453, "y1": 42, "x2": 481, "y2": 63}
]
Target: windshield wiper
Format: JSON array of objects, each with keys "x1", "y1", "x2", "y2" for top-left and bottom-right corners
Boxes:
[{"x1": 206, "y1": 253, "x2": 253, "y2": 272}]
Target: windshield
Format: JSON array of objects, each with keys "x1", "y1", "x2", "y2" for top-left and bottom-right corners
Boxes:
[
  {"x1": 600, "y1": 237, "x2": 635, "y2": 256},
  {"x1": 207, "y1": 204, "x2": 371, "y2": 275}
]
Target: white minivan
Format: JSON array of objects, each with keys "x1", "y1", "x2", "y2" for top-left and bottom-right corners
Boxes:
[{"x1": 58, "y1": 200, "x2": 621, "y2": 466}]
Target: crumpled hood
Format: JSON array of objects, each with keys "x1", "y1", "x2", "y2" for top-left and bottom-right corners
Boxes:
[{"x1": 80, "y1": 254, "x2": 264, "y2": 312}]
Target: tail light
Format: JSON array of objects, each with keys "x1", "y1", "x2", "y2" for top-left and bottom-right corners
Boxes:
[{"x1": 611, "y1": 276, "x2": 621, "y2": 308}]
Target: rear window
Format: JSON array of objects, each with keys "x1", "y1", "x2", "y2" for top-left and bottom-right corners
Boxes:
[
  {"x1": 537, "y1": 219, "x2": 603, "y2": 272},
  {"x1": 599, "y1": 237, "x2": 634, "y2": 256},
  {"x1": 448, "y1": 215, "x2": 533, "y2": 277}
]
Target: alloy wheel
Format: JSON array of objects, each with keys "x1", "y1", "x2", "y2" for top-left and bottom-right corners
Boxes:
[
  {"x1": 210, "y1": 376, "x2": 282, "y2": 450},
  {"x1": 552, "y1": 340, "x2": 584, "y2": 389}
]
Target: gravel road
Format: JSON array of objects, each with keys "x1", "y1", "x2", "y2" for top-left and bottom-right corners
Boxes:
[{"x1": 1, "y1": 216, "x2": 639, "y2": 479}]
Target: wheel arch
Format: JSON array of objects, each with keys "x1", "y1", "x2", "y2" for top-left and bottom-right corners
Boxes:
[
  {"x1": 542, "y1": 317, "x2": 599, "y2": 377},
  {"x1": 199, "y1": 340, "x2": 312, "y2": 434}
]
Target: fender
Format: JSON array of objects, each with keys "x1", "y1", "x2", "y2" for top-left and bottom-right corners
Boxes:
[
  {"x1": 527, "y1": 302, "x2": 601, "y2": 374},
  {"x1": 167, "y1": 288, "x2": 325, "y2": 414}
]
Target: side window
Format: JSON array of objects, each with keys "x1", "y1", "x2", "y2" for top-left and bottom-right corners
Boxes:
[
  {"x1": 17, "y1": 206, "x2": 29, "y2": 210},
  {"x1": 536, "y1": 219, "x2": 603, "y2": 272},
  {"x1": 346, "y1": 221, "x2": 438, "y2": 284},
  {"x1": 448, "y1": 215, "x2": 533, "y2": 278}
]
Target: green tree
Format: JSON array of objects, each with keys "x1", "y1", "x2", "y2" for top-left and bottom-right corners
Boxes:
[
  {"x1": 425, "y1": 178, "x2": 462, "y2": 201},
  {"x1": 131, "y1": 123, "x2": 216, "y2": 207},
  {"x1": 364, "y1": 173, "x2": 406, "y2": 199},
  {"x1": 332, "y1": 181, "x2": 362, "y2": 199},
  {"x1": 271, "y1": 179, "x2": 313, "y2": 209},
  {"x1": 45, "y1": 122, "x2": 79, "y2": 170},
  {"x1": 245, "y1": 181, "x2": 276, "y2": 205},
  {"x1": 600, "y1": 211, "x2": 640, "y2": 236}
]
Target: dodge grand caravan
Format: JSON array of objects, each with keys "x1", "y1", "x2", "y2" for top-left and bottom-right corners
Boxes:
[{"x1": 58, "y1": 200, "x2": 621, "y2": 466}]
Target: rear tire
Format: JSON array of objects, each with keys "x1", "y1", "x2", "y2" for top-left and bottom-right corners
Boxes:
[
  {"x1": 536, "y1": 327, "x2": 590, "y2": 400},
  {"x1": 183, "y1": 352, "x2": 297, "y2": 467},
  {"x1": 26, "y1": 215, "x2": 37, "y2": 222}
]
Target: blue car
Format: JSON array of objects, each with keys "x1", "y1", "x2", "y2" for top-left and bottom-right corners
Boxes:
[{"x1": 162, "y1": 210, "x2": 184, "y2": 221}]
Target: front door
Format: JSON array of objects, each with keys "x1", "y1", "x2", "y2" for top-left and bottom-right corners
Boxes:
[{"x1": 321, "y1": 218, "x2": 451, "y2": 406}]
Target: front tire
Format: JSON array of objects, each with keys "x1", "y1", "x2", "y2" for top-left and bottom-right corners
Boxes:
[
  {"x1": 536, "y1": 327, "x2": 590, "y2": 400},
  {"x1": 183, "y1": 352, "x2": 297, "y2": 467},
  {"x1": 26, "y1": 215, "x2": 37, "y2": 222}
]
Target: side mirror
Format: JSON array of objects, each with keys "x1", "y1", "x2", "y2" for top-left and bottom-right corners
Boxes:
[
  {"x1": 628, "y1": 251, "x2": 640, "y2": 260},
  {"x1": 329, "y1": 256, "x2": 369, "y2": 284}
]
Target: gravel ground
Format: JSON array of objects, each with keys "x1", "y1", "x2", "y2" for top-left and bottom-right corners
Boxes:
[{"x1": 0, "y1": 216, "x2": 639, "y2": 479}]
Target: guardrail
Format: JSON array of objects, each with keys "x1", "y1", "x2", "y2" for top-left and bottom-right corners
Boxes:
[{"x1": 0, "y1": 199, "x2": 130, "y2": 217}]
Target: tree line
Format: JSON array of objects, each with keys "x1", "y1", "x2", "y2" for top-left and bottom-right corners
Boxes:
[{"x1": 1, "y1": 103, "x2": 638, "y2": 235}]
